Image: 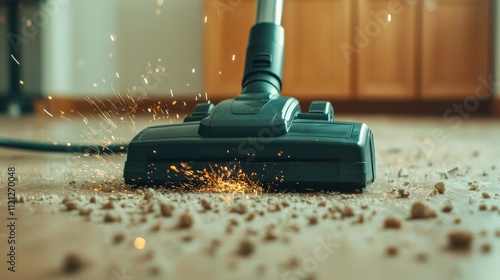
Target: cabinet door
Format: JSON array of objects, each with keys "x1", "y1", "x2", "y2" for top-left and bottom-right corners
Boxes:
[
  {"x1": 282, "y1": 0, "x2": 351, "y2": 100},
  {"x1": 356, "y1": 0, "x2": 417, "y2": 100},
  {"x1": 421, "y1": 0, "x2": 491, "y2": 99},
  {"x1": 203, "y1": 0, "x2": 256, "y2": 99}
]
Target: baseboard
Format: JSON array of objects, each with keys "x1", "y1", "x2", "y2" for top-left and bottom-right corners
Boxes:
[{"x1": 34, "y1": 96, "x2": 494, "y2": 117}]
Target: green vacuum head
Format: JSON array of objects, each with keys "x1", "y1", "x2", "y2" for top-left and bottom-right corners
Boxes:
[{"x1": 123, "y1": 0, "x2": 376, "y2": 192}]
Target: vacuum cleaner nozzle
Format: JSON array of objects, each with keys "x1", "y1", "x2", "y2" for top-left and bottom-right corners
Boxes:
[{"x1": 123, "y1": 0, "x2": 376, "y2": 192}]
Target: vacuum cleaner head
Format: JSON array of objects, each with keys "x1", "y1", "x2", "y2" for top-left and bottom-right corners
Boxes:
[{"x1": 123, "y1": 0, "x2": 376, "y2": 191}]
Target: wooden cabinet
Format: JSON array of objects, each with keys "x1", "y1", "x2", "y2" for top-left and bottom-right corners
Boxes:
[
  {"x1": 203, "y1": 0, "x2": 492, "y2": 101},
  {"x1": 421, "y1": 0, "x2": 491, "y2": 99},
  {"x1": 356, "y1": 0, "x2": 417, "y2": 100}
]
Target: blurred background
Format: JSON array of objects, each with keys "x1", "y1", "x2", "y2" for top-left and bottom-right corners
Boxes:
[{"x1": 0, "y1": 0, "x2": 499, "y2": 116}]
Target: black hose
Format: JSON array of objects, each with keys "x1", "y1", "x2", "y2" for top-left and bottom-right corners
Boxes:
[{"x1": 0, "y1": 138, "x2": 128, "y2": 154}]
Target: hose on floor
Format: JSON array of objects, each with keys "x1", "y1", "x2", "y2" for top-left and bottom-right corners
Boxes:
[{"x1": 0, "y1": 138, "x2": 128, "y2": 154}]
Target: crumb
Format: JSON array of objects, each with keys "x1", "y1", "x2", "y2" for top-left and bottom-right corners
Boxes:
[
  {"x1": 469, "y1": 183, "x2": 479, "y2": 191},
  {"x1": 434, "y1": 182, "x2": 446, "y2": 194},
  {"x1": 89, "y1": 196, "x2": 98, "y2": 203},
  {"x1": 229, "y1": 219, "x2": 239, "y2": 226},
  {"x1": 144, "y1": 188, "x2": 155, "y2": 200},
  {"x1": 479, "y1": 204, "x2": 487, "y2": 211},
  {"x1": 398, "y1": 188, "x2": 411, "y2": 198},
  {"x1": 441, "y1": 204, "x2": 453, "y2": 213},
  {"x1": 102, "y1": 201, "x2": 115, "y2": 210},
  {"x1": 150, "y1": 222, "x2": 161, "y2": 232},
  {"x1": 318, "y1": 201, "x2": 327, "y2": 207},
  {"x1": 386, "y1": 246, "x2": 398, "y2": 256},
  {"x1": 79, "y1": 208, "x2": 92, "y2": 216},
  {"x1": 384, "y1": 217, "x2": 402, "y2": 229},
  {"x1": 281, "y1": 201, "x2": 290, "y2": 208},
  {"x1": 208, "y1": 239, "x2": 221, "y2": 256},
  {"x1": 113, "y1": 233, "x2": 124, "y2": 244},
  {"x1": 410, "y1": 202, "x2": 436, "y2": 219},
  {"x1": 289, "y1": 225, "x2": 300, "y2": 233},
  {"x1": 481, "y1": 243, "x2": 491, "y2": 253},
  {"x1": 291, "y1": 213, "x2": 298, "y2": 219},
  {"x1": 429, "y1": 189, "x2": 439, "y2": 196},
  {"x1": 236, "y1": 239, "x2": 255, "y2": 257},
  {"x1": 491, "y1": 205, "x2": 498, "y2": 211},
  {"x1": 159, "y1": 202, "x2": 174, "y2": 217},
  {"x1": 403, "y1": 181, "x2": 410, "y2": 186},
  {"x1": 245, "y1": 213, "x2": 255, "y2": 222},
  {"x1": 342, "y1": 206, "x2": 355, "y2": 218},
  {"x1": 182, "y1": 235, "x2": 193, "y2": 242},
  {"x1": 448, "y1": 231, "x2": 473, "y2": 251},
  {"x1": 415, "y1": 253, "x2": 427, "y2": 262},
  {"x1": 200, "y1": 199, "x2": 212, "y2": 211},
  {"x1": 361, "y1": 205, "x2": 369, "y2": 210},
  {"x1": 62, "y1": 254, "x2": 85, "y2": 274},
  {"x1": 104, "y1": 213, "x2": 119, "y2": 223},
  {"x1": 357, "y1": 214, "x2": 364, "y2": 224},
  {"x1": 177, "y1": 213, "x2": 193, "y2": 229},
  {"x1": 230, "y1": 204, "x2": 247, "y2": 215},
  {"x1": 482, "y1": 192, "x2": 490, "y2": 199},
  {"x1": 398, "y1": 167, "x2": 409, "y2": 178},
  {"x1": 15, "y1": 195, "x2": 26, "y2": 203},
  {"x1": 150, "y1": 266, "x2": 160, "y2": 276},
  {"x1": 269, "y1": 203, "x2": 282, "y2": 212},
  {"x1": 308, "y1": 216, "x2": 318, "y2": 225},
  {"x1": 454, "y1": 218, "x2": 461, "y2": 224},
  {"x1": 65, "y1": 202, "x2": 79, "y2": 211},
  {"x1": 496, "y1": 230, "x2": 500, "y2": 238},
  {"x1": 264, "y1": 228, "x2": 277, "y2": 241}
]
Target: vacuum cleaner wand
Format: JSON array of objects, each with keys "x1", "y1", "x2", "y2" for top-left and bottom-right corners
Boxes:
[{"x1": 123, "y1": 0, "x2": 376, "y2": 192}]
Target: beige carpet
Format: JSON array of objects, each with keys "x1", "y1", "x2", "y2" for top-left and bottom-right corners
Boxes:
[{"x1": 0, "y1": 114, "x2": 499, "y2": 280}]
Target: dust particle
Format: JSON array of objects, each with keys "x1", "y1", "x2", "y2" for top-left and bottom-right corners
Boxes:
[
  {"x1": 177, "y1": 213, "x2": 193, "y2": 229},
  {"x1": 308, "y1": 216, "x2": 318, "y2": 225},
  {"x1": 415, "y1": 253, "x2": 427, "y2": 262},
  {"x1": 398, "y1": 188, "x2": 410, "y2": 198},
  {"x1": 434, "y1": 182, "x2": 446, "y2": 194},
  {"x1": 102, "y1": 201, "x2": 115, "y2": 210},
  {"x1": 454, "y1": 218, "x2": 461, "y2": 224},
  {"x1": 386, "y1": 246, "x2": 398, "y2": 256},
  {"x1": 144, "y1": 188, "x2": 155, "y2": 200},
  {"x1": 478, "y1": 204, "x2": 487, "y2": 211},
  {"x1": 384, "y1": 217, "x2": 402, "y2": 229},
  {"x1": 230, "y1": 203, "x2": 247, "y2": 215},
  {"x1": 229, "y1": 219, "x2": 239, "y2": 226},
  {"x1": 398, "y1": 167, "x2": 409, "y2": 178},
  {"x1": 448, "y1": 230, "x2": 473, "y2": 251},
  {"x1": 481, "y1": 243, "x2": 491, "y2": 253},
  {"x1": 441, "y1": 204, "x2": 453, "y2": 213},
  {"x1": 236, "y1": 239, "x2": 255, "y2": 257},
  {"x1": 342, "y1": 205, "x2": 355, "y2": 218},
  {"x1": 159, "y1": 202, "x2": 174, "y2": 217},
  {"x1": 62, "y1": 254, "x2": 85, "y2": 274},
  {"x1": 245, "y1": 213, "x2": 255, "y2": 222},
  {"x1": 410, "y1": 202, "x2": 436, "y2": 219},
  {"x1": 113, "y1": 233, "x2": 125, "y2": 244},
  {"x1": 482, "y1": 192, "x2": 490, "y2": 199},
  {"x1": 200, "y1": 199, "x2": 212, "y2": 210}
]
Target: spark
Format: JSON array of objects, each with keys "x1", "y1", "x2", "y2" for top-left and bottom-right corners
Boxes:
[
  {"x1": 48, "y1": 96, "x2": 52, "y2": 100},
  {"x1": 115, "y1": 72, "x2": 120, "y2": 78},
  {"x1": 19, "y1": 80, "x2": 24, "y2": 85},
  {"x1": 46, "y1": 138, "x2": 58, "y2": 145},
  {"x1": 218, "y1": 71, "x2": 222, "y2": 75},
  {"x1": 43, "y1": 109, "x2": 53, "y2": 117},
  {"x1": 110, "y1": 34, "x2": 116, "y2": 41},
  {"x1": 157, "y1": 0, "x2": 164, "y2": 6},
  {"x1": 192, "y1": 68, "x2": 195, "y2": 73},
  {"x1": 10, "y1": 54, "x2": 20, "y2": 65},
  {"x1": 204, "y1": 16, "x2": 208, "y2": 23},
  {"x1": 134, "y1": 237, "x2": 146, "y2": 250},
  {"x1": 232, "y1": 54, "x2": 236, "y2": 61},
  {"x1": 143, "y1": 77, "x2": 149, "y2": 84},
  {"x1": 388, "y1": 14, "x2": 392, "y2": 22},
  {"x1": 92, "y1": 83, "x2": 97, "y2": 87},
  {"x1": 26, "y1": 19, "x2": 32, "y2": 26},
  {"x1": 170, "y1": 89, "x2": 174, "y2": 97}
]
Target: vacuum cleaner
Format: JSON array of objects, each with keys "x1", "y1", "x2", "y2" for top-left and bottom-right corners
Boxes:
[{"x1": 123, "y1": 0, "x2": 376, "y2": 191}]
